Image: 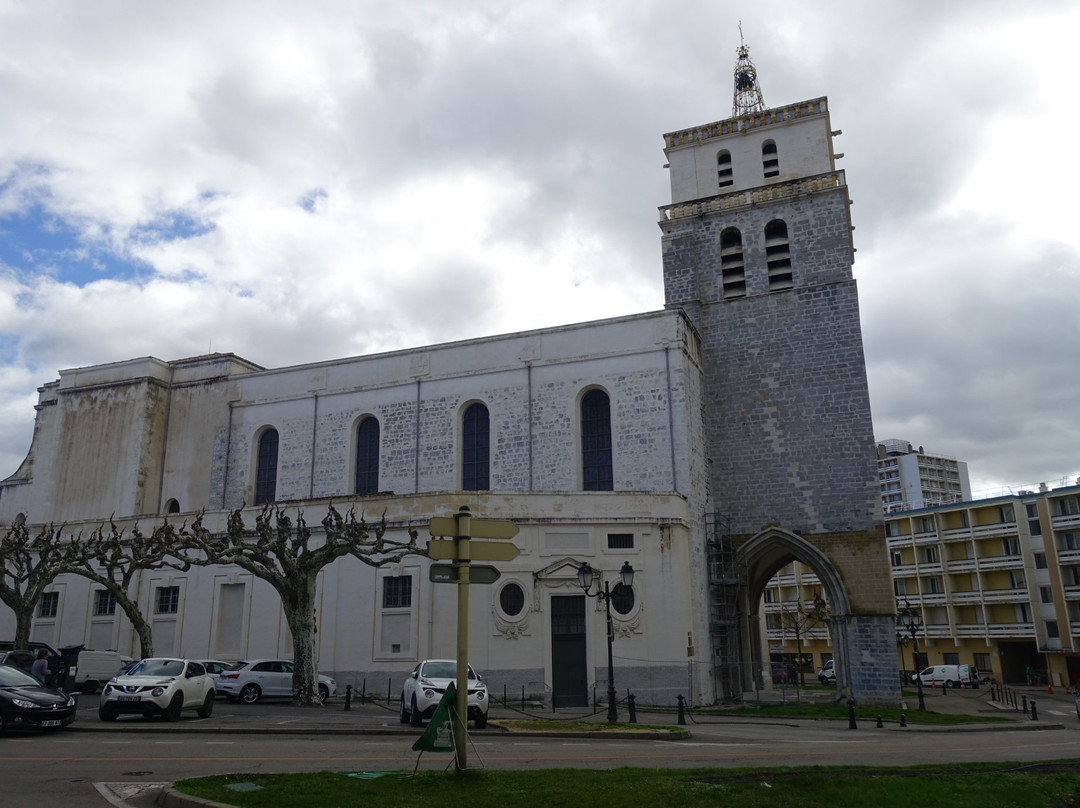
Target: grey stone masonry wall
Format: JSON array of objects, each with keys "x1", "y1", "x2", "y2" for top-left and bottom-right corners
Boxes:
[
  {"x1": 660, "y1": 175, "x2": 877, "y2": 536},
  {"x1": 842, "y1": 614, "x2": 902, "y2": 705},
  {"x1": 700, "y1": 281, "x2": 879, "y2": 535}
]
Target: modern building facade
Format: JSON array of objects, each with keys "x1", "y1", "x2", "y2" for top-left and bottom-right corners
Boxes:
[
  {"x1": 1, "y1": 48, "x2": 900, "y2": 705},
  {"x1": 878, "y1": 439, "x2": 971, "y2": 514}
]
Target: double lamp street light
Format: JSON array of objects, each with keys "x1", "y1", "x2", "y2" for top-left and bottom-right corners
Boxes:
[
  {"x1": 897, "y1": 599, "x2": 926, "y2": 711},
  {"x1": 577, "y1": 560, "x2": 635, "y2": 723}
]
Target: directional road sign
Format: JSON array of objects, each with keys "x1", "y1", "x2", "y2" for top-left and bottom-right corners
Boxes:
[
  {"x1": 427, "y1": 539, "x2": 520, "y2": 562},
  {"x1": 429, "y1": 564, "x2": 502, "y2": 585},
  {"x1": 429, "y1": 516, "x2": 519, "y2": 540}
]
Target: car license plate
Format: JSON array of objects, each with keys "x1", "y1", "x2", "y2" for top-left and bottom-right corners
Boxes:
[
  {"x1": 40, "y1": 720, "x2": 61, "y2": 728},
  {"x1": 117, "y1": 695, "x2": 141, "y2": 702}
]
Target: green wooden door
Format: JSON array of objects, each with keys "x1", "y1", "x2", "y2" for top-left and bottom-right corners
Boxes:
[{"x1": 551, "y1": 595, "x2": 588, "y2": 708}]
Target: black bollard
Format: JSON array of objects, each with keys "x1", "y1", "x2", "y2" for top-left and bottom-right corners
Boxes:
[
  {"x1": 628, "y1": 693, "x2": 637, "y2": 724},
  {"x1": 876, "y1": 714, "x2": 883, "y2": 728},
  {"x1": 677, "y1": 694, "x2": 687, "y2": 725},
  {"x1": 1022, "y1": 694, "x2": 1028, "y2": 715},
  {"x1": 899, "y1": 713, "x2": 907, "y2": 727},
  {"x1": 361, "y1": 678, "x2": 366, "y2": 705},
  {"x1": 344, "y1": 684, "x2": 352, "y2": 711},
  {"x1": 847, "y1": 698, "x2": 857, "y2": 730},
  {"x1": 1031, "y1": 699, "x2": 1038, "y2": 721},
  {"x1": 990, "y1": 684, "x2": 996, "y2": 702}
]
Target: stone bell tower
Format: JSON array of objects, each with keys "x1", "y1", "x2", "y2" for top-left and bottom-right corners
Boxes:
[{"x1": 659, "y1": 39, "x2": 898, "y2": 702}]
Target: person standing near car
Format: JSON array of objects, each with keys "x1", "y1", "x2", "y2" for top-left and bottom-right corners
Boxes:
[{"x1": 30, "y1": 649, "x2": 50, "y2": 682}]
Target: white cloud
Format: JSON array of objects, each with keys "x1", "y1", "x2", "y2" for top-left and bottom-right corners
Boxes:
[{"x1": 1, "y1": 0, "x2": 1078, "y2": 497}]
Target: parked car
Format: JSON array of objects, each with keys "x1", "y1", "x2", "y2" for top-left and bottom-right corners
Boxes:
[
  {"x1": 817, "y1": 659, "x2": 836, "y2": 685},
  {"x1": 0, "y1": 663, "x2": 77, "y2": 733},
  {"x1": 98, "y1": 658, "x2": 215, "y2": 721},
  {"x1": 0, "y1": 642, "x2": 65, "y2": 687},
  {"x1": 217, "y1": 659, "x2": 337, "y2": 704},
  {"x1": 198, "y1": 660, "x2": 233, "y2": 695},
  {"x1": 770, "y1": 664, "x2": 796, "y2": 685},
  {"x1": 399, "y1": 659, "x2": 489, "y2": 729}
]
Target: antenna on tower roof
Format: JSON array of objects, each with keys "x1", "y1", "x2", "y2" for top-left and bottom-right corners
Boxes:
[{"x1": 732, "y1": 23, "x2": 766, "y2": 117}]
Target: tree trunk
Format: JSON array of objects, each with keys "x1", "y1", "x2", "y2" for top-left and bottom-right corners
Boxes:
[
  {"x1": 281, "y1": 573, "x2": 321, "y2": 707},
  {"x1": 13, "y1": 610, "x2": 32, "y2": 650},
  {"x1": 118, "y1": 593, "x2": 154, "y2": 659}
]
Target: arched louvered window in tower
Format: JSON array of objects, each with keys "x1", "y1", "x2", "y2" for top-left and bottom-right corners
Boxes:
[
  {"x1": 762, "y1": 140, "x2": 779, "y2": 178},
  {"x1": 720, "y1": 228, "x2": 746, "y2": 299},
  {"x1": 765, "y1": 219, "x2": 793, "y2": 292},
  {"x1": 717, "y1": 150, "x2": 733, "y2": 188}
]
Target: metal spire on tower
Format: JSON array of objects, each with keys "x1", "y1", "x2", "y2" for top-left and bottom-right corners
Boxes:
[{"x1": 732, "y1": 24, "x2": 765, "y2": 117}]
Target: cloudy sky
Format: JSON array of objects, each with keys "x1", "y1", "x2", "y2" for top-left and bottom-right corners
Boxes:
[{"x1": 1, "y1": 0, "x2": 1077, "y2": 498}]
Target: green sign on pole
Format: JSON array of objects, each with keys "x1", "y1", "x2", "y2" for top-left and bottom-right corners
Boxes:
[{"x1": 412, "y1": 681, "x2": 457, "y2": 753}]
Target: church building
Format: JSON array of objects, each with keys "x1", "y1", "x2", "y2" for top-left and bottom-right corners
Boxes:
[{"x1": 0, "y1": 46, "x2": 898, "y2": 706}]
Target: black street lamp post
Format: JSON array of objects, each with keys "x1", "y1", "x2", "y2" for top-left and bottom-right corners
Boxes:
[
  {"x1": 578, "y1": 561, "x2": 635, "y2": 723},
  {"x1": 898, "y1": 600, "x2": 926, "y2": 711}
]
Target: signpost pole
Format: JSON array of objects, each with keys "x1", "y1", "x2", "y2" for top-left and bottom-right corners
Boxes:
[{"x1": 454, "y1": 506, "x2": 471, "y2": 771}]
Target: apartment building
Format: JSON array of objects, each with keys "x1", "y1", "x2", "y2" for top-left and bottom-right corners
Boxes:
[{"x1": 878, "y1": 439, "x2": 971, "y2": 514}]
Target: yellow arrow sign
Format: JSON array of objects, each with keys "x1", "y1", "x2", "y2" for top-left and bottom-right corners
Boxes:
[
  {"x1": 427, "y1": 538, "x2": 520, "y2": 562},
  {"x1": 429, "y1": 516, "x2": 519, "y2": 540}
]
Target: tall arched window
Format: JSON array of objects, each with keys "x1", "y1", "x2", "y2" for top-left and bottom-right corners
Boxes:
[
  {"x1": 254, "y1": 428, "x2": 279, "y2": 505},
  {"x1": 581, "y1": 389, "x2": 613, "y2": 491},
  {"x1": 762, "y1": 140, "x2": 780, "y2": 178},
  {"x1": 765, "y1": 219, "x2": 793, "y2": 291},
  {"x1": 720, "y1": 227, "x2": 746, "y2": 299},
  {"x1": 716, "y1": 149, "x2": 733, "y2": 188},
  {"x1": 462, "y1": 403, "x2": 490, "y2": 491},
  {"x1": 354, "y1": 417, "x2": 380, "y2": 495}
]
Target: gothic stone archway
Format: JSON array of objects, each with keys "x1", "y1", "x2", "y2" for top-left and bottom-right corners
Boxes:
[{"x1": 737, "y1": 527, "x2": 899, "y2": 705}]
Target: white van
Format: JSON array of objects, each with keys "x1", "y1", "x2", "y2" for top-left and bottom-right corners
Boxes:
[
  {"x1": 912, "y1": 664, "x2": 979, "y2": 689},
  {"x1": 71, "y1": 650, "x2": 131, "y2": 694}
]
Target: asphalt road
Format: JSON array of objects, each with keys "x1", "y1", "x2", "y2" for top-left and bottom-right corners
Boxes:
[{"x1": 2, "y1": 693, "x2": 1079, "y2": 808}]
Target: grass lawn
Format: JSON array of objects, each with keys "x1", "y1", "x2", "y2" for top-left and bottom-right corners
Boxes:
[{"x1": 176, "y1": 763, "x2": 1080, "y2": 807}]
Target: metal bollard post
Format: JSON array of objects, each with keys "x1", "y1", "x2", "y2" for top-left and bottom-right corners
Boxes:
[
  {"x1": 876, "y1": 714, "x2": 883, "y2": 728},
  {"x1": 899, "y1": 713, "x2": 907, "y2": 727},
  {"x1": 361, "y1": 678, "x2": 366, "y2": 705},
  {"x1": 676, "y1": 694, "x2": 686, "y2": 725},
  {"x1": 1031, "y1": 698, "x2": 1038, "y2": 721},
  {"x1": 1022, "y1": 694, "x2": 1028, "y2": 715},
  {"x1": 344, "y1": 684, "x2": 352, "y2": 711},
  {"x1": 847, "y1": 698, "x2": 857, "y2": 730},
  {"x1": 628, "y1": 693, "x2": 637, "y2": 724}
]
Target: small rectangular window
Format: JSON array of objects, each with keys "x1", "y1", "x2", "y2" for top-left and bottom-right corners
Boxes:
[
  {"x1": 94, "y1": 589, "x2": 117, "y2": 616},
  {"x1": 974, "y1": 653, "x2": 991, "y2": 672},
  {"x1": 1034, "y1": 553, "x2": 1048, "y2": 570},
  {"x1": 943, "y1": 653, "x2": 959, "y2": 665},
  {"x1": 155, "y1": 586, "x2": 180, "y2": 614},
  {"x1": 382, "y1": 575, "x2": 412, "y2": 609},
  {"x1": 885, "y1": 522, "x2": 900, "y2": 538},
  {"x1": 891, "y1": 550, "x2": 903, "y2": 567},
  {"x1": 38, "y1": 592, "x2": 59, "y2": 619},
  {"x1": 1040, "y1": 586, "x2": 1054, "y2": 604},
  {"x1": 1046, "y1": 620, "x2": 1060, "y2": 639},
  {"x1": 607, "y1": 533, "x2": 634, "y2": 550}
]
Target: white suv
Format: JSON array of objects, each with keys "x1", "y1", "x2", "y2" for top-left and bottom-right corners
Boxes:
[
  {"x1": 400, "y1": 659, "x2": 489, "y2": 728},
  {"x1": 99, "y1": 658, "x2": 215, "y2": 721},
  {"x1": 218, "y1": 659, "x2": 336, "y2": 703}
]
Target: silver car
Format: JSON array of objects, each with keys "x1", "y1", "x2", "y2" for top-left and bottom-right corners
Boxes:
[
  {"x1": 218, "y1": 659, "x2": 336, "y2": 703},
  {"x1": 99, "y1": 658, "x2": 215, "y2": 721}
]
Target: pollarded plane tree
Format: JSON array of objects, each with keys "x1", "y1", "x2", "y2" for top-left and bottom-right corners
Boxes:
[
  {"x1": 61, "y1": 519, "x2": 187, "y2": 660},
  {"x1": 174, "y1": 504, "x2": 422, "y2": 707},
  {"x1": 0, "y1": 517, "x2": 69, "y2": 649}
]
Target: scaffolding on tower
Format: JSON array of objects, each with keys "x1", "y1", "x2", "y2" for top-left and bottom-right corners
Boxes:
[
  {"x1": 706, "y1": 510, "x2": 746, "y2": 702},
  {"x1": 732, "y1": 26, "x2": 766, "y2": 118}
]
